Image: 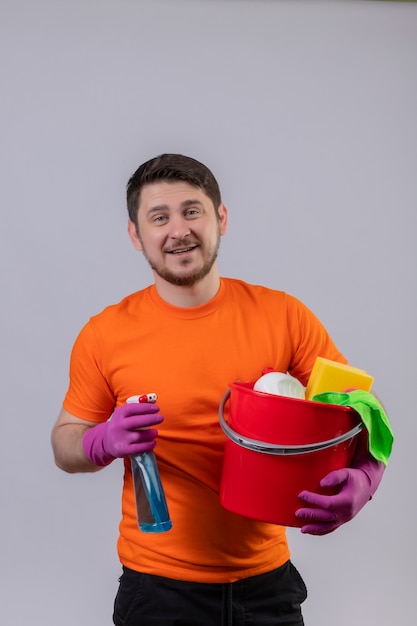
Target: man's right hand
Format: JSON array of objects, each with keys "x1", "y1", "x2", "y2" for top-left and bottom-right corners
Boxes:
[{"x1": 82, "y1": 403, "x2": 164, "y2": 467}]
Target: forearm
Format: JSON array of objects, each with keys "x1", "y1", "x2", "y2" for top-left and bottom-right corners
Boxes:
[
  {"x1": 51, "y1": 402, "x2": 163, "y2": 473},
  {"x1": 51, "y1": 422, "x2": 103, "y2": 473},
  {"x1": 352, "y1": 428, "x2": 385, "y2": 496}
]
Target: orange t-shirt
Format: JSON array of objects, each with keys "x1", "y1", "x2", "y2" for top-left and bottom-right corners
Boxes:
[{"x1": 63, "y1": 278, "x2": 346, "y2": 583}]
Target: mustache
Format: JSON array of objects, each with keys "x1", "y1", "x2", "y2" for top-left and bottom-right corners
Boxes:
[{"x1": 164, "y1": 237, "x2": 198, "y2": 252}]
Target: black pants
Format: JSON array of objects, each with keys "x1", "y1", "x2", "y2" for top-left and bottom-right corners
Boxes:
[{"x1": 113, "y1": 560, "x2": 307, "y2": 626}]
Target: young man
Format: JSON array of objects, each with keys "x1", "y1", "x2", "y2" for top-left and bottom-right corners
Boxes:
[{"x1": 51, "y1": 154, "x2": 384, "y2": 625}]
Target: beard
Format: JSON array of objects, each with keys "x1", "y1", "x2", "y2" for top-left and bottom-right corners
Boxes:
[{"x1": 140, "y1": 233, "x2": 221, "y2": 287}]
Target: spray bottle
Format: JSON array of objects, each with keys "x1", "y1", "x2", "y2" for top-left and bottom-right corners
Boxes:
[{"x1": 127, "y1": 393, "x2": 172, "y2": 533}]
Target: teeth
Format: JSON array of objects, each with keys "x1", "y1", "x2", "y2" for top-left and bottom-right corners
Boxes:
[{"x1": 170, "y1": 247, "x2": 194, "y2": 254}]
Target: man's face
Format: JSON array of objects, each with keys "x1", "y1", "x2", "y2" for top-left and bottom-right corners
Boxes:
[{"x1": 128, "y1": 181, "x2": 228, "y2": 287}]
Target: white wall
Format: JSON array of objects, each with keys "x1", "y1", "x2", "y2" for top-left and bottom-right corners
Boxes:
[{"x1": 1, "y1": 0, "x2": 416, "y2": 624}]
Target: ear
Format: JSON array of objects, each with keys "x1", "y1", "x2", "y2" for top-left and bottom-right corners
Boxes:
[
  {"x1": 218, "y1": 203, "x2": 228, "y2": 236},
  {"x1": 127, "y1": 220, "x2": 143, "y2": 251}
]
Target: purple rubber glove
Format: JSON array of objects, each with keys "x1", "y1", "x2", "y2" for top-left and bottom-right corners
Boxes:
[
  {"x1": 82, "y1": 403, "x2": 163, "y2": 467},
  {"x1": 295, "y1": 455, "x2": 385, "y2": 535}
]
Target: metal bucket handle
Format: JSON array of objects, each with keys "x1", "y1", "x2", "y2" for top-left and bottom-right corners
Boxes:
[{"x1": 219, "y1": 389, "x2": 363, "y2": 456}]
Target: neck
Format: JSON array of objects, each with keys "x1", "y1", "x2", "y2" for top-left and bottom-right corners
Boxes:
[{"x1": 153, "y1": 269, "x2": 221, "y2": 308}]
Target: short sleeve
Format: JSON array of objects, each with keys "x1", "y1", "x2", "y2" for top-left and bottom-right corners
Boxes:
[
  {"x1": 286, "y1": 295, "x2": 347, "y2": 386},
  {"x1": 63, "y1": 320, "x2": 115, "y2": 422}
]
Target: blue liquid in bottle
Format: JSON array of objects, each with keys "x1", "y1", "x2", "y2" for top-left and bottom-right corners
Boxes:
[
  {"x1": 127, "y1": 394, "x2": 172, "y2": 533},
  {"x1": 130, "y1": 450, "x2": 172, "y2": 533}
]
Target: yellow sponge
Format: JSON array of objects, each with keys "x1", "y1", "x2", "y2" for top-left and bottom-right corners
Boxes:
[{"x1": 305, "y1": 357, "x2": 374, "y2": 400}]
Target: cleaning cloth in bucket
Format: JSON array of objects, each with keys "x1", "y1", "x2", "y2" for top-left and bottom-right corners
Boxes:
[{"x1": 312, "y1": 390, "x2": 393, "y2": 465}]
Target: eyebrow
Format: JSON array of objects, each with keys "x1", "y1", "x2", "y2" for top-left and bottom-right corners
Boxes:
[{"x1": 146, "y1": 199, "x2": 204, "y2": 216}]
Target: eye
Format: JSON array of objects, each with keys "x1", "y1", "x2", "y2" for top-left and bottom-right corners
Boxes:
[
  {"x1": 152, "y1": 214, "x2": 168, "y2": 223},
  {"x1": 185, "y1": 208, "x2": 200, "y2": 218}
]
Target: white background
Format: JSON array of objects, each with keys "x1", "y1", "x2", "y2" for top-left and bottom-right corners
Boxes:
[{"x1": 1, "y1": 0, "x2": 416, "y2": 624}]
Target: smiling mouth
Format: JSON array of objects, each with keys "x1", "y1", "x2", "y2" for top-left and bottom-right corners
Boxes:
[{"x1": 166, "y1": 246, "x2": 197, "y2": 254}]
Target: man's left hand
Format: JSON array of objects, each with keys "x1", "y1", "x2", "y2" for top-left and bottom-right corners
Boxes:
[{"x1": 295, "y1": 460, "x2": 384, "y2": 535}]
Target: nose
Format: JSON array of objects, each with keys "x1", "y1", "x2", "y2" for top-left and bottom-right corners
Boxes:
[{"x1": 169, "y1": 216, "x2": 190, "y2": 240}]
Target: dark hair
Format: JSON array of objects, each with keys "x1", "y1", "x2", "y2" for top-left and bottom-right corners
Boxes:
[{"x1": 126, "y1": 153, "x2": 222, "y2": 223}]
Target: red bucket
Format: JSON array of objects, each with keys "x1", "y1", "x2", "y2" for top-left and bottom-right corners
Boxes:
[{"x1": 219, "y1": 381, "x2": 363, "y2": 527}]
